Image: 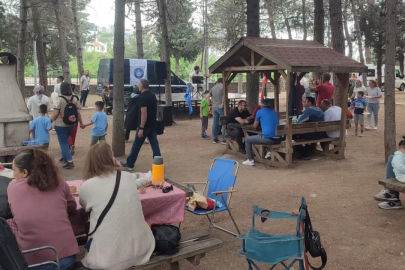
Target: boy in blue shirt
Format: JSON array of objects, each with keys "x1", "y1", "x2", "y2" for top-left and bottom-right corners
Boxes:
[
  {"x1": 350, "y1": 91, "x2": 367, "y2": 137},
  {"x1": 29, "y1": 104, "x2": 52, "y2": 147},
  {"x1": 81, "y1": 101, "x2": 109, "y2": 146}
]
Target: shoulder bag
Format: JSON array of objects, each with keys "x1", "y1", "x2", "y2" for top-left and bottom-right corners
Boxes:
[
  {"x1": 85, "y1": 170, "x2": 121, "y2": 248},
  {"x1": 304, "y1": 205, "x2": 327, "y2": 270}
]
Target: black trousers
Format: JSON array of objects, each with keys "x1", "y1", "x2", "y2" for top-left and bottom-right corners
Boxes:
[
  {"x1": 125, "y1": 129, "x2": 131, "y2": 141},
  {"x1": 80, "y1": 90, "x2": 89, "y2": 106},
  {"x1": 226, "y1": 128, "x2": 245, "y2": 150},
  {"x1": 293, "y1": 132, "x2": 323, "y2": 158}
]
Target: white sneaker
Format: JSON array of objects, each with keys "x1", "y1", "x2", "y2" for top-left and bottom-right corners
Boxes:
[
  {"x1": 265, "y1": 150, "x2": 271, "y2": 159},
  {"x1": 358, "y1": 133, "x2": 364, "y2": 137},
  {"x1": 145, "y1": 138, "x2": 149, "y2": 144},
  {"x1": 242, "y1": 159, "x2": 255, "y2": 166},
  {"x1": 366, "y1": 126, "x2": 372, "y2": 130},
  {"x1": 373, "y1": 126, "x2": 378, "y2": 130}
]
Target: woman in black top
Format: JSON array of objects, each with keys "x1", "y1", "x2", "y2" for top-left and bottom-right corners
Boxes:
[{"x1": 125, "y1": 87, "x2": 141, "y2": 142}]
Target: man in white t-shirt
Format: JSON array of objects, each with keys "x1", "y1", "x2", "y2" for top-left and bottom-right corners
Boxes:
[
  {"x1": 189, "y1": 66, "x2": 208, "y2": 93},
  {"x1": 53, "y1": 76, "x2": 64, "y2": 95},
  {"x1": 321, "y1": 99, "x2": 341, "y2": 138}
]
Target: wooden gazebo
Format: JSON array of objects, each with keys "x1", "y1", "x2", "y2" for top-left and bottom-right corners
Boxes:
[{"x1": 209, "y1": 37, "x2": 367, "y2": 167}]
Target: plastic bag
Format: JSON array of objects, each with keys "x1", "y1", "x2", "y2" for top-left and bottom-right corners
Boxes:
[{"x1": 133, "y1": 171, "x2": 152, "y2": 187}]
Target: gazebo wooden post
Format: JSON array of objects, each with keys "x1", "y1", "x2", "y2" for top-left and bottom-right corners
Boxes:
[
  {"x1": 222, "y1": 70, "x2": 230, "y2": 116},
  {"x1": 336, "y1": 73, "x2": 349, "y2": 159},
  {"x1": 285, "y1": 70, "x2": 293, "y2": 167},
  {"x1": 274, "y1": 71, "x2": 280, "y2": 112}
]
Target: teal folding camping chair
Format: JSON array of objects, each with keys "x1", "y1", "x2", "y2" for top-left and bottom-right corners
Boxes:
[
  {"x1": 238, "y1": 197, "x2": 308, "y2": 270},
  {"x1": 185, "y1": 158, "x2": 240, "y2": 236}
]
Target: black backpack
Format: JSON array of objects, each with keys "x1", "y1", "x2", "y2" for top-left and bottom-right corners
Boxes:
[
  {"x1": 0, "y1": 217, "x2": 28, "y2": 270},
  {"x1": 151, "y1": 225, "x2": 181, "y2": 255},
  {"x1": 303, "y1": 205, "x2": 327, "y2": 270},
  {"x1": 59, "y1": 96, "x2": 79, "y2": 125}
]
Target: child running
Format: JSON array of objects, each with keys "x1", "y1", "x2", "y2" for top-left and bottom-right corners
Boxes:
[
  {"x1": 81, "y1": 101, "x2": 108, "y2": 146},
  {"x1": 29, "y1": 104, "x2": 52, "y2": 147},
  {"x1": 350, "y1": 91, "x2": 367, "y2": 137},
  {"x1": 200, "y1": 91, "x2": 210, "y2": 140}
]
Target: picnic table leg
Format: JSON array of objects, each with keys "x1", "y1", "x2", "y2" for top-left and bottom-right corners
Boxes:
[{"x1": 170, "y1": 261, "x2": 180, "y2": 270}]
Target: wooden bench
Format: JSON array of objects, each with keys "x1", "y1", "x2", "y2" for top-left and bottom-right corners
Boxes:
[
  {"x1": 72, "y1": 231, "x2": 222, "y2": 270},
  {"x1": 378, "y1": 178, "x2": 405, "y2": 192},
  {"x1": 230, "y1": 119, "x2": 345, "y2": 168}
]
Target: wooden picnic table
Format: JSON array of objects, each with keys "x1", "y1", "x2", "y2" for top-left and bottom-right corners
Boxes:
[{"x1": 225, "y1": 117, "x2": 346, "y2": 168}]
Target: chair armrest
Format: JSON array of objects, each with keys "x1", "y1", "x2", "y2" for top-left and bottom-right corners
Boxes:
[
  {"x1": 211, "y1": 190, "x2": 237, "y2": 195},
  {"x1": 184, "y1": 182, "x2": 207, "y2": 185}
]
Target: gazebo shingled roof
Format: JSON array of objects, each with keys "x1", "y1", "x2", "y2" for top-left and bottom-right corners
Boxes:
[
  {"x1": 209, "y1": 37, "x2": 367, "y2": 74},
  {"x1": 208, "y1": 37, "x2": 363, "y2": 165}
]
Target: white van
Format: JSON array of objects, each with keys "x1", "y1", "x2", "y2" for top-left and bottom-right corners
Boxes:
[{"x1": 366, "y1": 64, "x2": 405, "y2": 91}]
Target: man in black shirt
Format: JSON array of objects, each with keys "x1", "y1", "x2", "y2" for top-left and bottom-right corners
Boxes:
[
  {"x1": 122, "y1": 79, "x2": 161, "y2": 170},
  {"x1": 226, "y1": 100, "x2": 252, "y2": 153}
]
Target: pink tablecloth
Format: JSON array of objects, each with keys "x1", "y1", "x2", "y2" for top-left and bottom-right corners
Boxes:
[{"x1": 8, "y1": 180, "x2": 186, "y2": 237}]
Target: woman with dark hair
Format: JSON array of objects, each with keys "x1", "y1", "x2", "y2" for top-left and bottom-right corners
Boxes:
[
  {"x1": 8, "y1": 149, "x2": 78, "y2": 269},
  {"x1": 50, "y1": 82, "x2": 83, "y2": 169},
  {"x1": 80, "y1": 142, "x2": 154, "y2": 269}
]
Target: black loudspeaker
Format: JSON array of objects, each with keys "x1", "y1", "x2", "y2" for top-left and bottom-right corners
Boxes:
[
  {"x1": 157, "y1": 104, "x2": 173, "y2": 127},
  {"x1": 155, "y1": 62, "x2": 167, "y2": 80}
]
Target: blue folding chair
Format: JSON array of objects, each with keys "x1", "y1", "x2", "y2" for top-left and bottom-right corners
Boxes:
[
  {"x1": 238, "y1": 197, "x2": 308, "y2": 270},
  {"x1": 185, "y1": 158, "x2": 240, "y2": 236}
]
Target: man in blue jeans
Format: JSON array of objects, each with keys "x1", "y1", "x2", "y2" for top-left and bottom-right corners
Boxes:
[
  {"x1": 121, "y1": 79, "x2": 161, "y2": 171},
  {"x1": 209, "y1": 78, "x2": 226, "y2": 144}
]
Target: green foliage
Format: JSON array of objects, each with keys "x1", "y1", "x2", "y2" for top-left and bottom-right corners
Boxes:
[{"x1": 166, "y1": 0, "x2": 201, "y2": 62}]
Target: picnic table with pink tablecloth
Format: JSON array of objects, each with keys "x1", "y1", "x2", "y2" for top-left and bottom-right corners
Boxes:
[{"x1": 8, "y1": 180, "x2": 186, "y2": 237}]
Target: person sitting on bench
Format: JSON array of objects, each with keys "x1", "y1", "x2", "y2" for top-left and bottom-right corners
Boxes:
[
  {"x1": 243, "y1": 99, "x2": 281, "y2": 166},
  {"x1": 226, "y1": 100, "x2": 253, "y2": 154},
  {"x1": 321, "y1": 99, "x2": 341, "y2": 138},
  {"x1": 374, "y1": 137, "x2": 405, "y2": 209},
  {"x1": 294, "y1": 96, "x2": 324, "y2": 160}
]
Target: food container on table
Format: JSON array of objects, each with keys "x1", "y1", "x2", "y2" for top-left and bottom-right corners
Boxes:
[{"x1": 152, "y1": 156, "x2": 164, "y2": 186}]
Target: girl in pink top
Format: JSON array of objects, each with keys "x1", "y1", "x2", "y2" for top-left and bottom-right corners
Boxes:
[{"x1": 8, "y1": 150, "x2": 79, "y2": 269}]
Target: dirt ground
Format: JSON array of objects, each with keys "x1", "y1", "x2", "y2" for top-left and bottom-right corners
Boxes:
[{"x1": 48, "y1": 92, "x2": 405, "y2": 270}]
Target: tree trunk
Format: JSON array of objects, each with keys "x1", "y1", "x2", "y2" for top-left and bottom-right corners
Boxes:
[
  {"x1": 238, "y1": 73, "x2": 243, "y2": 94},
  {"x1": 112, "y1": 0, "x2": 125, "y2": 157},
  {"x1": 351, "y1": 0, "x2": 366, "y2": 84},
  {"x1": 157, "y1": 0, "x2": 172, "y2": 106},
  {"x1": 399, "y1": 51, "x2": 404, "y2": 76},
  {"x1": 17, "y1": 0, "x2": 28, "y2": 96},
  {"x1": 384, "y1": 0, "x2": 396, "y2": 162},
  {"x1": 343, "y1": 0, "x2": 353, "y2": 58},
  {"x1": 376, "y1": 36, "x2": 383, "y2": 88},
  {"x1": 314, "y1": 0, "x2": 324, "y2": 45},
  {"x1": 365, "y1": 46, "x2": 372, "y2": 64},
  {"x1": 246, "y1": 0, "x2": 260, "y2": 113},
  {"x1": 71, "y1": 0, "x2": 84, "y2": 78},
  {"x1": 302, "y1": 0, "x2": 307, "y2": 40},
  {"x1": 53, "y1": 0, "x2": 71, "y2": 83},
  {"x1": 329, "y1": 0, "x2": 345, "y2": 107},
  {"x1": 266, "y1": 0, "x2": 276, "y2": 39},
  {"x1": 175, "y1": 56, "x2": 179, "y2": 76},
  {"x1": 282, "y1": 11, "x2": 292, "y2": 40},
  {"x1": 135, "y1": 0, "x2": 144, "y2": 59},
  {"x1": 314, "y1": 0, "x2": 324, "y2": 78},
  {"x1": 30, "y1": 1, "x2": 48, "y2": 92}
]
